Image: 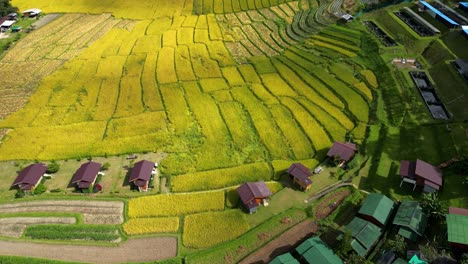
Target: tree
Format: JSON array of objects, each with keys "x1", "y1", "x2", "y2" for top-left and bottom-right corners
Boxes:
[
  {"x1": 46, "y1": 161, "x2": 60, "y2": 174},
  {"x1": 0, "y1": 0, "x2": 18, "y2": 17},
  {"x1": 421, "y1": 193, "x2": 445, "y2": 222},
  {"x1": 337, "y1": 230, "x2": 353, "y2": 257},
  {"x1": 384, "y1": 234, "x2": 406, "y2": 258},
  {"x1": 101, "y1": 162, "x2": 111, "y2": 171},
  {"x1": 347, "y1": 253, "x2": 373, "y2": 264},
  {"x1": 33, "y1": 184, "x2": 47, "y2": 195}
]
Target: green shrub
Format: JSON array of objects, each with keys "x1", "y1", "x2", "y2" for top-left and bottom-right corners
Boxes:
[
  {"x1": 46, "y1": 161, "x2": 60, "y2": 174},
  {"x1": 101, "y1": 162, "x2": 111, "y2": 171},
  {"x1": 33, "y1": 184, "x2": 47, "y2": 195}
]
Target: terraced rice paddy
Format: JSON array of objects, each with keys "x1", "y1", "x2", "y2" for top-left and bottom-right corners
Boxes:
[{"x1": 1, "y1": 1, "x2": 372, "y2": 180}]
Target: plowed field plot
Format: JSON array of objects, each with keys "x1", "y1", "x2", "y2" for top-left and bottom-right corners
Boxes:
[
  {"x1": 0, "y1": 237, "x2": 177, "y2": 263},
  {"x1": 0, "y1": 217, "x2": 76, "y2": 238},
  {"x1": 0, "y1": 200, "x2": 124, "y2": 224}
]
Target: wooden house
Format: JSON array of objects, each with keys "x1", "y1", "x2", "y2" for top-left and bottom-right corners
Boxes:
[
  {"x1": 11, "y1": 163, "x2": 47, "y2": 191},
  {"x1": 287, "y1": 163, "x2": 312, "y2": 190},
  {"x1": 237, "y1": 182, "x2": 272, "y2": 214}
]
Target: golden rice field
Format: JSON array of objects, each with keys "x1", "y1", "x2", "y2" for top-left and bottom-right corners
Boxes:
[
  {"x1": 127, "y1": 191, "x2": 225, "y2": 218},
  {"x1": 183, "y1": 210, "x2": 250, "y2": 248},
  {"x1": 123, "y1": 217, "x2": 180, "y2": 235},
  {"x1": 1, "y1": 1, "x2": 374, "y2": 179}
]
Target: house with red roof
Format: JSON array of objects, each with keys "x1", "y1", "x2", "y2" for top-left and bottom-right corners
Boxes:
[
  {"x1": 11, "y1": 163, "x2": 47, "y2": 191},
  {"x1": 129, "y1": 160, "x2": 156, "y2": 192},
  {"x1": 71, "y1": 161, "x2": 102, "y2": 191},
  {"x1": 399, "y1": 159, "x2": 443, "y2": 192},
  {"x1": 237, "y1": 182, "x2": 272, "y2": 214},
  {"x1": 287, "y1": 163, "x2": 312, "y2": 190},
  {"x1": 326, "y1": 142, "x2": 357, "y2": 166}
]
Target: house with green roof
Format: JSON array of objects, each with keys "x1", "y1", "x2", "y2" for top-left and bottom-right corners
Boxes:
[
  {"x1": 295, "y1": 237, "x2": 343, "y2": 264},
  {"x1": 357, "y1": 193, "x2": 396, "y2": 228},
  {"x1": 392, "y1": 200, "x2": 427, "y2": 241},
  {"x1": 269, "y1": 253, "x2": 300, "y2": 264},
  {"x1": 446, "y1": 207, "x2": 468, "y2": 249},
  {"x1": 345, "y1": 217, "x2": 382, "y2": 257}
]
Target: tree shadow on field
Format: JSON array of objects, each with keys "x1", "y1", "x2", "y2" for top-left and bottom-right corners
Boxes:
[{"x1": 121, "y1": 168, "x2": 131, "y2": 188}]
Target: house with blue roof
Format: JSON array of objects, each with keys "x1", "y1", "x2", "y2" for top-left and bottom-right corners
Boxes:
[{"x1": 418, "y1": 0, "x2": 459, "y2": 28}]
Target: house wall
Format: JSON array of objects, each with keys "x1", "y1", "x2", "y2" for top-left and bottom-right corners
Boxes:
[{"x1": 357, "y1": 213, "x2": 384, "y2": 228}]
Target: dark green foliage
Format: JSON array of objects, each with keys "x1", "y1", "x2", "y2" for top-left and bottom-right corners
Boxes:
[
  {"x1": 24, "y1": 224, "x2": 120, "y2": 242},
  {"x1": 346, "y1": 253, "x2": 373, "y2": 264},
  {"x1": 452, "y1": 156, "x2": 468, "y2": 176},
  {"x1": 421, "y1": 193, "x2": 445, "y2": 222},
  {"x1": 15, "y1": 189, "x2": 25, "y2": 198},
  {"x1": 0, "y1": 0, "x2": 18, "y2": 17},
  {"x1": 46, "y1": 161, "x2": 60, "y2": 174},
  {"x1": 33, "y1": 184, "x2": 47, "y2": 195},
  {"x1": 337, "y1": 230, "x2": 353, "y2": 257},
  {"x1": 101, "y1": 162, "x2": 111, "y2": 171},
  {"x1": 383, "y1": 234, "x2": 406, "y2": 258}
]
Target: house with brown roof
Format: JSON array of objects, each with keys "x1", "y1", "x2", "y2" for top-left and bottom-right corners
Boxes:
[
  {"x1": 400, "y1": 159, "x2": 443, "y2": 192},
  {"x1": 71, "y1": 161, "x2": 101, "y2": 190},
  {"x1": 237, "y1": 182, "x2": 272, "y2": 214},
  {"x1": 326, "y1": 142, "x2": 357, "y2": 166},
  {"x1": 11, "y1": 163, "x2": 47, "y2": 191},
  {"x1": 129, "y1": 160, "x2": 156, "y2": 192},
  {"x1": 287, "y1": 163, "x2": 312, "y2": 190}
]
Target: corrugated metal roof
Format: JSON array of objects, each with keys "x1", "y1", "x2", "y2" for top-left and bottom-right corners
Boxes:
[
  {"x1": 237, "y1": 182, "x2": 272, "y2": 209},
  {"x1": 419, "y1": 1, "x2": 459, "y2": 25},
  {"x1": 12, "y1": 163, "x2": 47, "y2": 190},
  {"x1": 346, "y1": 218, "x2": 381, "y2": 256},
  {"x1": 129, "y1": 160, "x2": 154, "y2": 184},
  {"x1": 415, "y1": 159, "x2": 442, "y2": 186},
  {"x1": 71, "y1": 161, "x2": 101, "y2": 187},
  {"x1": 449, "y1": 207, "x2": 468, "y2": 216},
  {"x1": 269, "y1": 253, "x2": 300, "y2": 264},
  {"x1": 446, "y1": 213, "x2": 468, "y2": 245},
  {"x1": 400, "y1": 160, "x2": 416, "y2": 178},
  {"x1": 350, "y1": 239, "x2": 368, "y2": 257},
  {"x1": 296, "y1": 237, "x2": 343, "y2": 264},
  {"x1": 393, "y1": 200, "x2": 427, "y2": 239},
  {"x1": 358, "y1": 193, "x2": 395, "y2": 226},
  {"x1": 326, "y1": 142, "x2": 357, "y2": 162},
  {"x1": 287, "y1": 163, "x2": 312, "y2": 186},
  {"x1": 461, "y1": 2, "x2": 468, "y2": 8}
]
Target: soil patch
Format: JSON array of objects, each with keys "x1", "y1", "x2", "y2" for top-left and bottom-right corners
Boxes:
[{"x1": 0, "y1": 237, "x2": 177, "y2": 263}]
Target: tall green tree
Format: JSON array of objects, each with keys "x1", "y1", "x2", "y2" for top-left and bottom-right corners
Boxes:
[
  {"x1": 337, "y1": 230, "x2": 353, "y2": 257},
  {"x1": 383, "y1": 234, "x2": 407, "y2": 258},
  {"x1": 0, "y1": 0, "x2": 18, "y2": 17}
]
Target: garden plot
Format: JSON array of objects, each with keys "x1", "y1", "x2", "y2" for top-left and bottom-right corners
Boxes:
[
  {"x1": 0, "y1": 201, "x2": 124, "y2": 224},
  {"x1": 0, "y1": 217, "x2": 76, "y2": 238}
]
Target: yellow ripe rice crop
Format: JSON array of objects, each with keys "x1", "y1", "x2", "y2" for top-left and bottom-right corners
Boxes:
[
  {"x1": 141, "y1": 52, "x2": 164, "y2": 111},
  {"x1": 352, "y1": 122, "x2": 368, "y2": 140},
  {"x1": 190, "y1": 43, "x2": 222, "y2": 78},
  {"x1": 183, "y1": 210, "x2": 250, "y2": 248},
  {"x1": 222, "y1": 67, "x2": 245, "y2": 86},
  {"x1": 260, "y1": 73, "x2": 297, "y2": 97},
  {"x1": 171, "y1": 162, "x2": 272, "y2": 192},
  {"x1": 199, "y1": 78, "x2": 229, "y2": 92},
  {"x1": 311, "y1": 35, "x2": 360, "y2": 52},
  {"x1": 307, "y1": 39, "x2": 357, "y2": 57},
  {"x1": 270, "y1": 105, "x2": 314, "y2": 160},
  {"x1": 93, "y1": 78, "x2": 120, "y2": 121},
  {"x1": 232, "y1": 87, "x2": 290, "y2": 159},
  {"x1": 175, "y1": 46, "x2": 197, "y2": 81},
  {"x1": 96, "y1": 56, "x2": 127, "y2": 79},
  {"x1": 247, "y1": 81, "x2": 279, "y2": 103},
  {"x1": 280, "y1": 97, "x2": 332, "y2": 153},
  {"x1": 361, "y1": 70, "x2": 379, "y2": 88},
  {"x1": 123, "y1": 217, "x2": 180, "y2": 235},
  {"x1": 211, "y1": 90, "x2": 233, "y2": 102},
  {"x1": 159, "y1": 83, "x2": 194, "y2": 135},
  {"x1": 207, "y1": 41, "x2": 236, "y2": 67},
  {"x1": 127, "y1": 191, "x2": 225, "y2": 218},
  {"x1": 194, "y1": 29, "x2": 210, "y2": 43},
  {"x1": 354, "y1": 82, "x2": 373, "y2": 101},
  {"x1": 133, "y1": 34, "x2": 162, "y2": 53},
  {"x1": 238, "y1": 64, "x2": 261, "y2": 84},
  {"x1": 105, "y1": 112, "x2": 167, "y2": 139},
  {"x1": 114, "y1": 76, "x2": 144, "y2": 117},
  {"x1": 157, "y1": 47, "x2": 178, "y2": 84},
  {"x1": 183, "y1": 16, "x2": 199, "y2": 28},
  {"x1": 272, "y1": 58, "x2": 354, "y2": 130},
  {"x1": 177, "y1": 28, "x2": 194, "y2": 46}
]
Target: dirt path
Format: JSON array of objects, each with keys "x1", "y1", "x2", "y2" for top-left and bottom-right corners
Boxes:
[
  {"x1": 240, "y1": 187, "x2": 352, "y2": 264},
  {"x1": 0, "y1": 237, "x2": 177, "y2": 263},
  {"x1": 240, "y1": 220, "x2": 317, "y2": 264}
]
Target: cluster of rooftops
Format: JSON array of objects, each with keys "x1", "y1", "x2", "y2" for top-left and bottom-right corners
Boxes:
[
  {"x1": 11, "y1": 160, "x2": 157, "y2": 192},
  {"x1": 269, "y1": 193, "x2": 468, "y2": 264},
  {"x1": 0, "y1": 8, "x2": 42, "y2": 32}
]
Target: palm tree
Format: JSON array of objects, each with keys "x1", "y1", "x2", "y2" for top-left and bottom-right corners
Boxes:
[{"x1": 421, "y1": 193, "x2": 445, "y2": 222}]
